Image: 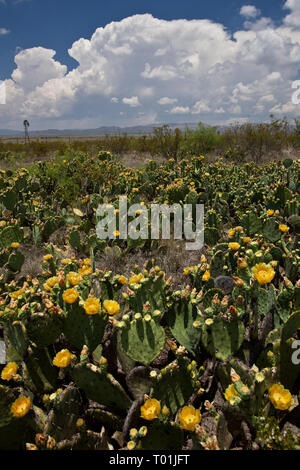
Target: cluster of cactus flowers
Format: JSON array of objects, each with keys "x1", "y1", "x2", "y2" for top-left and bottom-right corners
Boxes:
[{"x1": 0, "y1": 153, "x2": 299, "y2": 450}]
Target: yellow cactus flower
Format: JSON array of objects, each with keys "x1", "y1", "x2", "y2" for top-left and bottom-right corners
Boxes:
[
  {"x1": 129, "y1": 428, "x2": 138, "y2": 438},
  {"x1": 202, "y1": 271, "x2": 211, "y2": 281},
  {"x1": 61, "y1": 258, "x2": 72, "y2": 265},
  {"x1": 140, "y1": 398, "x2": 161, "y2": 421},
  {"x1": 116, "y1": 275, "x2": 127, "y2": 285},
  {"x1": 10, "y1": 288, "x2": 25, "y2": 300},
  {"x1": 53, "y1": 349, "x2": 73, "y2": 368},
  {"x1": 255, "y1": 372, "x2": 265, "y2": 383},
  {"x1": 43, "y1": 254, "x2": 53, "y2": 262},
  {"x1": 237, "y1": 258, "x2": 248, "y2": 269},
  {"x1": 279, "y1": 224, "x2": 289, "y2": 233},
  {"x1": 11, "y1": 242, "x2": 20, "y2": 249},
  {"x1": 228, "y1": 242, "x2": 240, "y2": 251},
  {"x1": 66, "y1": 272, "x2": 82, "y2": 286},
  {"x1": 127, "y1": 441, "x2": 136, "y2": 450},
  {"x1": 10, "y1": 396, "x2": 31, "y2": 418},
  {"x1": 62, "y1": 288, "x2": 79, "y2": 304},
  {"x1": 268, "y1": 384, "x2": 293, "y2": 410},
  {"x1": 178, "y1": 405, "x2": 201, "y2": 431},
  {"x1": 83, "y1": 258, "x2": 91, "y2": 266},
  {"x1": 228, "y1": 229, "x2": 236, "y2": 238},
  {"x1": 1, "y1": 362, "x2": 18, "y2": 381},
  {"x1": 242, "y1": 237, "x2": 251, "y2": 244},
  {"x1": 184, "y1": 266, "x2": 197, "y2": 275},
  {"x1": 103, "y1": 300, "x2": 120, "y2": 316},
  {"x1": 84, "y1": 297, "x2": 101, "y2": 315},
  {"x1": 139, "y1": 426, "x2": 148, "y2": 436},
  {"x1": 46, "y1": 277, "x2": 59, "y2": 289},
  {"x1": 78, "y1": 266, "x2": 92, "y2": 276},
  {"x1": 129, "y1": 273, "x2": 144, "y2": 285},
  {"x1": 224, "y1": 384, "x2": 240, "y2": 405},
  {"x1": 267, "y1": 209, "x2": 274, "y2": 216},
  {"x1": 252, "y1": 263, "x2": 275, "y2": 285}
]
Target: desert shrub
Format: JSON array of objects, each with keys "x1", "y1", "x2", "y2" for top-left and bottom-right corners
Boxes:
[
  {"x1": 179, "y1": 122, "x2": 220, "y2": 157},
  {"x1": 220, "y1": 116, "x2": 293, "y2": 163}
]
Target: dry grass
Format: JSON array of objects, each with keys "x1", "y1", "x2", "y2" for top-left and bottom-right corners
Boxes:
[
  {"x1": 16, "y1": 245, "x2": 45, "y2": 280},
  {"x1": 94, "y1": 238, "x2": 206, "y2": 290},
  {"x1": 0, "y1": 234, "x2": 207, "y2": 292},
  {"x1": 121, "y1": 151, "x2": 165, "y2": 168}
]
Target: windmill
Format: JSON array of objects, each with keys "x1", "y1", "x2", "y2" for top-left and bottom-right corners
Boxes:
[{"x1": 23, "y1": 120, "x2": 30, "y2": 143}]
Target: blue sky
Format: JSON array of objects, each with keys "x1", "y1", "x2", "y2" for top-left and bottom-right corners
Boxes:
[
  {"x1": 0, "y1": 0, "x2": 299, "y2": 130},
  {"x1": 0, "y1": 0, "x2": 287, "y2": 80}
]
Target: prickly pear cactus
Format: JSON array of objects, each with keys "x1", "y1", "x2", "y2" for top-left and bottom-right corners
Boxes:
[
  {"x1": 279, "y1": 310, "x2": 300, "y2": 389},
  {"x1": 27, "y1": 312, "x2": 64, "y2": 348},
  {"x1": 240, "y1": 212, "x2": 262, "y2": 236},
  {"x1": 263, "y1": 219, "x2": 281, "y2": 242},
  {"x1": 41, "y1": 217, "x2": 58, "y2": 241},
  {"x1": 4, "y1": 321, "x2": 28, "y2": 357},
  {"x1": 257, "y1": 285, "x2": 276, "y2": 316},
  {"x1": 63, "y1": 303, "x2": 107, "y2": 352},
  {"x1": 166, "y1": 295, "x2": 202, "y2": 355},
  {"x1": 44, "y1": 386, "x2": 82, "y2": 441},
  {"x1": 210, "y1": 251, "x2": 226, "y2": 278},
  {"x1": 126, "y1": 269, "x2": 167, "y2": 313},
  {"x1": 202, "y1": 288, "x2": 224, "y2": 309},
  {"x1": 139, "y1": 421, "x2": 183, "y2": 450},
  {"x1": 72, "y1": 362, "x2": 132, "y2": 413},
  {"x1": 201, "y1": 317, "x2": 245, "y2": 361},
  {"x1": 118, "y1": 312, "x2": 165, "y2": 366},
  {"x1": 0, "y1": 226, "x2": 23, "y2": 249},
  {"x1": 22, "y1": 346, "x2": 57, "y2": 393},
  {"x1": 68, "y1": 229, "x2": 81, "y2": 250},
  {"x1": 151, "y1": 357, "x2": 196, "y2": 415},
  {"x1": 205, "y1": 226, "x2": 219, "y2": 246},
  {"x1": 1, "y1": 189, "x2": 17, "y2": 211},
  {"x1": 126, "y1": 366, "x2": 156, "y2": 399},
  {"x1": 0, "y1": 385, "x2": 34, "y2": 450},
  {"x1": 7, "y1": 251, "x2": 25, "y2": 272}
]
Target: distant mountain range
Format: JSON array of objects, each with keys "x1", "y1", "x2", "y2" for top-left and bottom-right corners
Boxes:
[{"x1": 0, "y1": 122, "x2": 204, "y2": 137}]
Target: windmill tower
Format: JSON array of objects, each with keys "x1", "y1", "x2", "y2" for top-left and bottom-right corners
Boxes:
[{"x1": 23, "y1": 120, "x2": 30, "y2": 144}]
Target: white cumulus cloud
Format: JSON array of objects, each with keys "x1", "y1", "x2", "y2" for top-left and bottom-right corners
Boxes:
[
  {"x1": 191, "y1": 101, "x2": 211, "y2": 114},
  {"x1": 157, "y1": 97, "x2": 178, "y2": 105},
  {"x1": 122, "y1": 96, "x2": 141, "y2": 107},
  {"x1": 0, "y1": 27, "x2": 10, "y2": 35},
  {"x1": 283, "y1": 0, "x2": 300, "y2": 28},
  {"x1": 240, "y1": 5, "x2": 261, "y2": 19},
  {"x1": 169, "y1": 106, "x2": 190, "y2": 114},
  {"x1": 1, "y1": 5, "x2": 300, "y2": 130}
]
